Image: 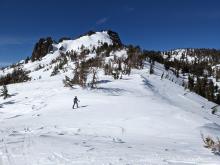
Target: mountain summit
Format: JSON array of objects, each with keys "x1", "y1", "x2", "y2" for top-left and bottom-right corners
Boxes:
[{"x1": 31, "y1": 30, "x2": 122, "y2": 62}]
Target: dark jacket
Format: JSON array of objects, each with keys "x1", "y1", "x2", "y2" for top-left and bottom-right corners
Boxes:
[{"x1": 74, "y1": 97, "x2": 78, "y2": 103}]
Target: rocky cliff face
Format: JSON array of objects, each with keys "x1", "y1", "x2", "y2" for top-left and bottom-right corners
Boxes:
[
  {"x1": 31, "y1": 37, "x2": 53, "y2": 61},
  {"x1": 107, "y1": 30, "x2": 122, "y2": 47}
]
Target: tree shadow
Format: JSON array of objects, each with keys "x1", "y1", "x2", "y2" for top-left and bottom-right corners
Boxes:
[
  {"x1": 96, "y1": 80, "x2": 112, "y2": 84},
  {"x1": 10, "y1": 93, "x2": 18, "y2": 97},
  {"x1": 142, "y1": 79, "x2": 154, "y2": 89},
  {"x1": 0, "y1": 100, "x2": 16, "y2": 108},
  {"x1": 95, "y1": 87, "x2": 126, "y2": 96}
]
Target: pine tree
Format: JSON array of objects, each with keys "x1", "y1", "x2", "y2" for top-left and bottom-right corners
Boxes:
[
  {"x1": 63, "y1": 76, "x2": 74, "y2": 88},
  {"x1": 90, "y1": 67, "x2": 98, "y2": 88},
  {"x1": 0, "y1": 85, "x2": 10, "y2": 99},
  {"x1": 25, "y1": 56, "x2": 30, "y2": 64},
  {"x1": 188, "y1": 75, "x2": 194, "y2": 91},
  {"x1": 79, "y1": 61, "x2": 89, "y2": 87},
  {"x1": 150, "y1": 63, "x2": 154, "y2": 74},
  {"x1": 215, "y1": 94, "x2": 220, "y2": 105},
  {"x1": 72, "y1": 62, "x2": 80, "y2": 84},
  {"x1": 176, "y1": 69, "x2": 179, "y2": 78},
  {"x1": 216, "y1": 69, "x2": 220, "y2": 82},
  {"x1": 207, "y1": 80, "x2": 215, "y2": 101}
]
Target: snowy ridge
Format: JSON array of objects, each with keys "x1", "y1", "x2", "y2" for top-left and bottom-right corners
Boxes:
[{"x1": 55, "y1": 31, "x2": 113, "y2": 52}]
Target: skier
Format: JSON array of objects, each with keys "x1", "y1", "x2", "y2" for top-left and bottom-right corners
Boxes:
[{"x1": 73, "y1": 96, "x2": 80, "y2": 109}]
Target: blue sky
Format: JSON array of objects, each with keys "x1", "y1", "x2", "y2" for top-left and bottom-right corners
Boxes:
[{"x1": 0, "y1": 0, "x2": 220, "y2": 65}]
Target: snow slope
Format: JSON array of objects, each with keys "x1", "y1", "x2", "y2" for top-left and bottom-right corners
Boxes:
[{"x1": 0, "y1": 63, "x2": 220, "y2": 165}]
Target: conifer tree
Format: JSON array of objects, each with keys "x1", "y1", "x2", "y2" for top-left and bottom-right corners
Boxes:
[
  {"x1": 90, "y1": 67, "x2": 98, "y2": 88},
  {"x1": 188, "y1": 75, "x2": 194, "y2": 91},
  {"x1": 0, "y1": 85, "x2": 10, "y2": 99},
  {"x1": 79, "y1": 61, "x2": 89, "y2": 87},
  {"x1": 150, "y1": 63, "x2": 154, "y2": 74},
  {"x1": 72, "y1": 61, "x2": 80, "y2": 84}
]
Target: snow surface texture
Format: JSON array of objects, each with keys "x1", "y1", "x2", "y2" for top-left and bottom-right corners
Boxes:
[
  {"x1": 0, "y1": 66, "x2": 220, "y2": 164},
  {"x1": 0, "y1": 32, "x2": 220, "y2": 164}
]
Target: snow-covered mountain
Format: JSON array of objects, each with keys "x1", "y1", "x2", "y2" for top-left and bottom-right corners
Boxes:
[
  {"x1": 0, "y1": 31, "x2": 220, "y2": 164},
  {"x1": 0, "y1": 31, "x2": 123, "y2": 79},
  {"x1": 162, "y1": 48, "x2": 220, "y2": 64}
]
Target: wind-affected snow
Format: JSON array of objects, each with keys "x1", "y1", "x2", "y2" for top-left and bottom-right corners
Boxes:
[{"x1": 0, "y1": 63, "x2": 220, "y2": 164}]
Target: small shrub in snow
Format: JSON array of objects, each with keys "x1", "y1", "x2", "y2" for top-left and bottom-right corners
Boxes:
[
  {"x1": 211, "y1": 106, "x2": 218, "y2": 115},
  {"x1": 112, "y1": 69, "x2": 120, "y2": 80},
  {"x1": 35, "y1": 64, "x2": 44, "y2": 71},
  {"x1": 51, "y1": 65, "x2": 60, "y2": 76},
  {"x1": 63, "y1": 76, "x2": 74, "y2": 88},
  {"x1": 201, "y1": 133, "x2": 220, "y2": 155},
  {"x1": 25, "y1": 56, "x2": 30, "y2": 64},
  {"x1": 161, "y1": 72, "x2": 164, "y2": 79}
]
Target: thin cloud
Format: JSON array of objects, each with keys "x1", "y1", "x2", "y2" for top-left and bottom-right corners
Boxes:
[
  {"x1": 124, "y1": 6, "x2": 135, "y2": 12},
  {"x1": 96, "y1": 17, "x2": 108, "y2": 25}
]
